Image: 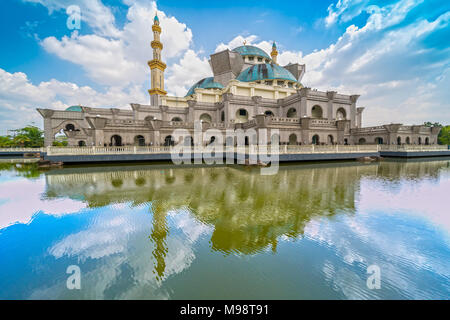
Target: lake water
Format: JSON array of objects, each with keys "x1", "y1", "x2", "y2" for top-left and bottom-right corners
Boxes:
[{"x1": 0, "y1": 159, "x2": 449, "y2": 300}]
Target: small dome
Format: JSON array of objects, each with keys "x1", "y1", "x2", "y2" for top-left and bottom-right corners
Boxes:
[
  {"x1": 66, "y1": 105, "x2": 83, "y2": 112},
  {"x1": 236, "y1": 63, "x2": 298, "y2": 83},
  {"x1": 186, "y1": 77, "x2": 224, "y2": 97},
  {"x1": 232, "y1": 45, "x2": 271, "y2": 60}
]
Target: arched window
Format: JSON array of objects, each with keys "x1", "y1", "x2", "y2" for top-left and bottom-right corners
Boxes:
[
  {"x1": 164, "y1": 135, "x2": 174, "y2": 147},
  {"x1": 358, "y1": 138, "x2": 366, "y2": 145},
  {"x1": 287, "y1": 108, "x2": 297, "y2": 118},
  {"x1": 405, "y1": 137, "x2": 411, "y2": 145},
  {"x1": 271, "y1": 134, "x2": 280, "y2": 145},
  {"x1": 221, "y1": 111, "x2": 225, "y2": 122},
  {"x1": 327, "y1": 135, "x2": 334, "y2": 145},
  {"x1": 171, "y1": 117, "x2": 182, "y2": 122},
  {"x1": 336, "y1": 108, "x2": 347, "y2": 120},
  {"x1": 375, "y1": 137, "x2": 384, "y2": 145},
  {"x1": 397, "y1": 137, "x2": 402, "y2": 145},
  {"x1": 200, "y1": 113, "x2": 212, "y2": 123},
  {"x1": 289, "y1": 134, "x2": 297, "y2": 145},
  {"x1": 134, "y1": 135, "x2": 145, "y2": 146},
  {"x1": 78, "y1": 140, "x2": 86, "y2": 147},
  {"x1": 235, "y1": 109, "x2": 249, "y2": 123},
  {"x1": 425, "y1": 137, "x2": 430, "y2": 145},
  {"x1": 312, "y1": 106, "x2": 323, "y2": 118},
  {"x1": 111, "y1": 135, "x2": 122, "y2": 146},
  {"x1": 184, "y1": 136, "x2": 194, "y2": 146},
  {"x1": 418, "y1": 137, "x2": 422, "y2": 145},
  {"x1": 312, "y1": 135, "x2": 320, "y2": 145},
  {"x1": 265, "y1": 111, "x2": 274, "y2": 117},
  {"x1": 65, "y1": 123, "x2": 75, "y2": 131}
]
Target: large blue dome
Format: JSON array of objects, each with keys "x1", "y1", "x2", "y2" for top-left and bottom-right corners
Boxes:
[
  {"x1": 186, "y1": 77, "x2": 224, "y2": 97},
  {"x1": 232, "y1": 45, "x2": 271, "y2": 60},
  {"x1": 66, "y1": 105, "x2": 83, "y2": 112},
  {"x1": 236, "y1": 63, "x2": 298, "y2": 83}
]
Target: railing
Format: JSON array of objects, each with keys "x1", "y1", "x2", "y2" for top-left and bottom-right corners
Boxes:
[
  {"x1": 0, "y1": 147, "x2": 44, "y2": 152},
  {"x1": 379, "y1": 145, "x2": 449, "y2": 152},
  {"x1": 1, "y1": 145, "x2": 448, "y2": 156}
]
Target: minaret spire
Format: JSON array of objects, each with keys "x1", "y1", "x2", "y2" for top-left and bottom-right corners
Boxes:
[
  {"x1": 271, "y1": 42, "x2": 278, "y2": 64},
  {"x1": 148, "y1": 10, "x2": 167, "y2": 106}
]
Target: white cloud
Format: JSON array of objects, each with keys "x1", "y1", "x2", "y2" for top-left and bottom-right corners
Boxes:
[
  {"x1": 39, "y1": 1, "x2": 193, "y2": 88},
  {"x1": 0, "y1": 177, "x2": 86, "y2": 230},
  {"x1": 165, "y1": 50, "x2": 211, "y2": 97},
  {"x1": 218, "y1": 0, "x2": 450, "y2": 126},
  {"x1": 0, "y1": 68, "x2": 147, "y2": 129}
]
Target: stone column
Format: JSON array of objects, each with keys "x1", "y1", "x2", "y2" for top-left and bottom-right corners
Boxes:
[
  {"x1": 187, "y1": 100, "x2": 196, "y2": 123},
  {"x1": 350, "y1": 95, "x2": 360, "y2": 129},
  {"x1": 356, "y1": 107, "x2": 365, "y2": 128},
  {"x1": 37, "y1": 109, "x2": 55, "y2": 147},
  {"x1": 159, "y1": 105, "x2": 168, "y2": 121},
  {"x1": 298, "y1": 87, "x2": 309, "y2": 118},
  {"x1": 327, "y1": 91, "x2": 336, "y2": 120}
]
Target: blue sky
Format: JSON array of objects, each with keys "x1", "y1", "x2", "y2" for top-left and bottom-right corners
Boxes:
[{"x1": 0, "y1": 0, "x2": 449, "y2": 132}]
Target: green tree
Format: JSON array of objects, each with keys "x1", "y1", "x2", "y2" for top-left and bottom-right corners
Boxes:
[
  {"x1": 438, "y1": 126, "x2": 450, "y2": 145},
  {"x1": 0, "y1": 135, "x2": 13, "y2": 147},
  {"x1": 10, "y1": 126, "x2": 44, "y2": 147}
]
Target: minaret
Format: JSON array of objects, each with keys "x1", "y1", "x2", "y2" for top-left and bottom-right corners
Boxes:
[
  {"x1": 271, "y1": 42, "x2": 278, "y2": 65},
  {"x1": 148, "y1": 12, "x2": 167, "y2": 106}
]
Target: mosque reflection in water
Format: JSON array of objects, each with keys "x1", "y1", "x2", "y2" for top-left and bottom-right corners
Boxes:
[{"x1": 36, "y1": 159, "x2": 449, "y2": 281}]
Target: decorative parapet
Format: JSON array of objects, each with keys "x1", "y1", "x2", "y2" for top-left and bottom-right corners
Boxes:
[
  {"x1": 310, "y1": 119, "x2": 337, "y2": 127},
  {"x1": 351, "y1": 126, "x2": 386, "y2": 134},
  {"x1": 350, "y1": 95, "x2": 360, "y2": 104},
  {"x1": 86, "y1": 116, "x2": 108, "y2": 129},
  {"x1": 37, "y1": 108, "x2": 54, "y2": 118},
  {"x1": 383, "y1": 123, "x2": 403, "y2": 133}
]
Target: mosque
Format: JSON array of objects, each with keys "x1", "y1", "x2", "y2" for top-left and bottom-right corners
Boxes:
[{"x1": 37, "y1": 13, "x2": 440, "y2": 147}]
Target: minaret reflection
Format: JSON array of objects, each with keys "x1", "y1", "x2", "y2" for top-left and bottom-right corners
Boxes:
[{"x1": 149, "y1": 201, "x2": 168, "y2": 280}]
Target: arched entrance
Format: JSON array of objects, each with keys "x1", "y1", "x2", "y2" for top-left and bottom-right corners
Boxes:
[
  {"x1": 288, "y1": 134, "x2": 297, "y2": 145},
  {"x1": 425, "y1": 137, "x2": 430, "y2": 145},
  {"x1": 271, "y1": 134, "x2": 280, "y2": 145},
  {"x1": 375, "y1": 137, "x2": 384, "y2": 145},
  {"x1": 287, "y1": 108, "x2": 297, "y2": 118},
  {"x1": 111, "y1": 135, "x2": 122, "y2": 146},
  {"x1": 134, "y1": 135, "x2": 145, "y2": 146},
  {"x1": 235, "y1": 109, "x2": 249, "y2": 123},
  {"x1": 397, "y1": 137, "x2": 402, "y2": 145},
  {"x1": 418, "y1": 137, "x2": 422, "y2": 145},
  {"x1": 312, "y1": 106, "x2": 323, "y2": 118},
  {"x1": 78, "y1": 140, "x2": 86, "y2": 147},
  {"x1": 312, "y1": 135, "x2": 320, "y2": 145},
  {"x1": 200, "y1": 113, "x2": 212, "y2": 123},
  {"x1": 358, "y1": 138, "x2": 366, "y2": 145},
  {"x1": 336, "y1": 108, "x2": 347, "y2": 120},
  {"x1": 184, "y1": 136, "x2": 194, "y2": 146},
  {"x1": 327, "y1": 135, "x2": 334, "y2": 145},
  {"x1": 164, "y1": 135, "x2": 174, "y2": 147},
  {"x1": 405, "y1": 137, "x2": 411, "y2": 145},
  {"x1": 265, "y1": 111, "x2": 274, "y2": 117}
]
